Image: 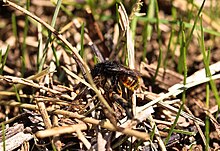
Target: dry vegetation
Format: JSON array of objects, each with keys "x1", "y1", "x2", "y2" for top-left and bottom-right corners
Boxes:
[{"x1": 0, "y1": 0, "x2": 220, "y2": 150}]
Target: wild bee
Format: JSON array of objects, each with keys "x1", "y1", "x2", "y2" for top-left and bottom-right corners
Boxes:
[{"x1": 91, "y1": 61, "x2": 141, "y2": 91}]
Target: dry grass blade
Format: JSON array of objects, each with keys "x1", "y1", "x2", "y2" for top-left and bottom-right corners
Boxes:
[
  {"x1": 0, "y1": 101, "x2": 150, "y2": 140},
  {"x1": 0, "y1": 75, "x2": 61, "y2": 94},
  {"x1": 76, "y1": 129, "x2": 91, "y2": 150},
  {"x1": 35, "y1": 123, "x2": 88, "y2": 138},
  {"x1": 0, "y1": 75, "x2": 75, "y2": 102},
  {"x1": 118, "y1": 3, "x2": 129, "y2": 32},
  {"x1": 1, "y1": 67, "x2": 51, "y2": 95},
  {"x1": 37, "y1": 101, "x2": 52, "y2": 129},
  {"x1": 148, "y1": 115, "x2": 166, "y2": 151},
  {"x1": 61, "y1": 66, "x2": 93, "y2": 90}
]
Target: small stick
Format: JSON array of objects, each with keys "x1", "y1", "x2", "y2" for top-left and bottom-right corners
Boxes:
[{"x1": 76, "y1": 129, "x2": 91, "y2": 150}]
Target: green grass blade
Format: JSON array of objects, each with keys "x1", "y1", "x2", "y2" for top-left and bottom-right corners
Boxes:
[
  {"x1": 185, "y1": 0, "x2": 206, "y2": 49},
  {"x1": 164, "y1": 29, "x2": 174, "y2": 69},
  {"x1": 130, "y1": 16, "x2": 138, "y2": 44},
  {"x1": 142, "y1": 24, "x2": 148, "y2": 61},
  {"x1": 38, "y1": 0, "x2": 62, "y2": 72},
  {"x1": 142, "y1": 0, "x2": 155, "y2": 61},
  {"x1": 198, "y1": 17, "x2": 212, "y2": 150},
  {"x1": 152, "y1": 0, "x2": 162, "y2": 83},
  {"x1": 0, "y1": 45, "x2": 10, "y2": 75},
  {"x1": 80, "y1": 22, "x2": 85, "y2": 58},
  {"x1": 51, "y1": 44, "x2": 60, "y2": 67},
  {"x1": 177, "y1": 20, "x2": 184, "y2": 73},
  {"x1": 51, "y1": 0, "x2": 62, "y2": 68},
  {"x1": 206, "y1": 48, "x2": 211, "y2": 150},
  {"x1": 87, "y1": 0, "x2": 95, "y2": 14},
  {"x1": 164, "y1": 128, "x2": 196, "y2": 136},
  {"x1": 145, "y1": 0, "x2": 154, "y2": 40},
  {"x1": 137, "y1": 16, "x2": 220, "y2": 37},
  {"x1": 205, "y1": 56, "x2": 210, "y2": 151},
  {"x1": 51, "y1": 0, "x2": 62, "y2": 28},
  {"x1": 13, "y1": 84, "x2": 21, "y2": 102},
  {"x1": 165, "y1": 24, "x2": 187, "y2": 145},
  {"x1": 21, "y1": 0, "x2": 30, "y2": 76},
  {"x1": 199, "y1": 17, "x2": 220, "y2": 108},
  {"x1": 11, "y1": 13, "x2": 18, "y2": 39}
]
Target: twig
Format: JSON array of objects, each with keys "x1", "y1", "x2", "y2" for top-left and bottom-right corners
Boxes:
[
  {"x1": 35, "y1": 123, "x2": 88, "y2": 138},
  {"x1": 0, "y1": 67, "x2": 51, "y2": 100},
  {"x1": 52, "y1": 114, "x2": 62, "y2": 151},
  {"x1": 76, "y1": 129, "x2": 91, "y2": 149},
  {"x1": 37, "y1": 101, "x2": 52, "y2": 129}
]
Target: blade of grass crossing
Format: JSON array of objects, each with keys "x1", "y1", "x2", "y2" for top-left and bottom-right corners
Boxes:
[
  {"x1": 0, "y1": 46, "x2": 10, "y2": 75},
  {"x1": 38, "y1": 0, "x2": 62, "y2": 72},
  {"x1": 177, "y1": 20, "x2": 184, "y2": 73},
  {"x1": 142, "y1": 23, "x2": 148, "y2": 61},
  {"x1": 80, "y1": 22, "x2": 85, "y2": 59},
  {"x1": 205, "y1": 45, "x2": 211, "y2": 150},
  {"x1": 60, "y1": 4, "x2": 73, "y2": 17},
  {"x1": 199, "y1": 18, "x2": 219, "y2": 149},
  {"x1": 50, "y1": 0, "x2": 62, "y2": 68},
  {"x1": 152, "y1": 0, "x2": 162, "y2": 83},
  {"x1": 142, "y1": 0, "x2": 155, "y2": 61},
  {"x1": 145, "y1": 0, "x2": 154, "y2": 40},
  {"x1": 130, "y1": 0, "x2": 142, "y2": 40},
  {"x1": 51, "y1": 44, "x2": 60, "y2": 66},
  {"x1": 51, "y1": 0, "x2": 62, "y2": 28},
  {"x1": 13, "y1": 84, "x2": 21, "y2": 102},
  {"x1": 130, "y1": 16, "x2": 138, "y2": 44},
  {"x1": 205, "y1": 48, "x2": 210, "y2": 151},
  {"x1": 199, "y1": 17, "x2": 220, "y2": 108},
  {"x1": 163, "y1": 29, "x2": 174, "y2": 70},
  {"x1": 165, "y1": 23, "x2": 187, "y2": 145},
  {"x1": 87, "y1": 0, "x2": 95, "y2": 14},
  {"x1": 21, "y1": 0, "x2": 30, "y2": 76},
  {"x1": 199, "y1": 18, "x2": 212, "y2": 150},
  {"x1": 185, "y1": 0, "x2": 206, "y2": 49},
  {"x1": 171, "y1": 1, "x2": 177, "y2": 20},
  {"x1": 169, "y1": 0, "x2": 177, "y2": 63},
  {"x1": 186, "y1": 0, "x2": 196, "y2": 21},
  {"x1": 137, "y1": 17, "x2": 220, "y2": 37},
  {"x1": 115, "y1": 3, "x2": 119, "y2": 23},
  {"x1": 11, "y1": 13, "x2": 18, "y2": 40}
]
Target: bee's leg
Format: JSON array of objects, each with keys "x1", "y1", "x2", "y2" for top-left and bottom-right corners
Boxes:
[
  {"x1": 111, "y1": 92, "x2": 130, "y2": 107},
  {"x1": 110, "y1": 92, "x2": 133, "y2": 119},
  {"x1": 111, "y1": 76, "x2": 122, "y2": 95}
]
